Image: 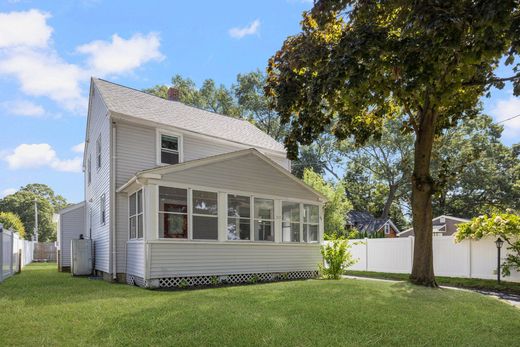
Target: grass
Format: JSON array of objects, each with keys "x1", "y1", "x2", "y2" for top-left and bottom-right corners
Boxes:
[
  {"x1": 345, "y1": 270, "x2": 520, "y2": 295},
  {"x1": 1, "y1": 264, "x2": 519, "y2": 346}
]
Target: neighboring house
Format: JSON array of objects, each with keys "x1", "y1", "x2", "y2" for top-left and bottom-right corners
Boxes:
[
  {"x1": 346, "y1": 211, "x2": 400, "y2": 238},
  {"x1": 57, "y1": 202, "x2": 86, "y2": 271},
  {"x1": 397, "y1": 215, "x2": 470, "y2": 237},
  {"x1": 59, "y1": 78, "x2": 326, "y2": 288}
]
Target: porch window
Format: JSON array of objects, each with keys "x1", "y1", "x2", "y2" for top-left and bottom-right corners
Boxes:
[
  {"x1": 159, "y1": 187, "x2": 188, "y2": 238},
  {"x1": 303, "y1": 204, "x2": 319, "y2": 243},
  {"x1": 254, "y1": 198, "x2": 274, "y2": 241},
  {"x1": 129, "y1": 190, "x2": 143, "y2": 239},
  {"x1": 192, "y1": 190, "x2": 218, "y2": 240},
  {"x1": 160, "y1": 134, "x2": 179, "y2": 165},
  {"x1": 227, "y1": 195, "x2": 251, "y2": 240},
  {"x1": 282, "y1": 201, "x2": 300, "y2": 242}
]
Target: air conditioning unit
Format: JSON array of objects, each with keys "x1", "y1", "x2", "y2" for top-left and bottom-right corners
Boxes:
[{"x1": 71, "y1": 239, "x2": 93, "y2": 276}]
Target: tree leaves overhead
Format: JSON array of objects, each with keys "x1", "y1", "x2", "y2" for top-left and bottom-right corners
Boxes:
[{"x1": 266, "y1": 0, "x2": 520, "y2": 159}]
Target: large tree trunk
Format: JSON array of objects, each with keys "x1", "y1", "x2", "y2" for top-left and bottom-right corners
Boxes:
[{"x1": 410, "y1": 110, "x2": 438, "y2": 287}]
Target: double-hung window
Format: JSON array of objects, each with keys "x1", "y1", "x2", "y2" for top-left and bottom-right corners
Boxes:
[
  {"x1": 254, "y1": 198, "x2": 274, "y2": 241},
  {"x1": 303, "y1": 204, "x2": 319, "y2": 242},
  {"x1": 160, "y1": 134, "x2": 180, "y2": 165},
  {"x1": 159, "y1": 187, "x2": 188, "y2": 238},
  {"x1": 282, "y1": 201, "x2": 300, "y2": 242},
  {"x1": 100, "y1": 194, "x2": 106, "y2": 225},
  {"x1": 192, "y1": 190, "x2": 218, "y2": 240},
  {"x1": 129, "y1": 190, "x2": 143, "y2": 239},
  {"x1": 227, "y1": 195, "x2": 251, "y2": 240},
  {"x1": 96, "y1": 136, "x2": 102, "y2": 169},
  {"x1": 87, "y1": 155, "x2": 91, "y2": 185}
]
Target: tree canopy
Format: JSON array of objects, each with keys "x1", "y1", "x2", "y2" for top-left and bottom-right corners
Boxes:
[
  {"x1": 266, "y1": 0, "x2": 520, "y2": 286},
  {"x1": 0, "y1": 184, "x2": 67, "y2": 241},
  {"x1": 0, "y1": 211, "x2": 26, "y2": 238}
]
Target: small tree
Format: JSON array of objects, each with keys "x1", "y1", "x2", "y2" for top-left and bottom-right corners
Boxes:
[
  {"x1": 320, "y1": 239, "x2": 356, "y2": 279},
  {"x1": 455, "y1": 212, "x2": 520, "y2": 277},
  {"x1": 303, "y1": 168, "x2": 352, "y2": 237},
  {"x1": 0, "y1": 211, "x2": 26, "y2": 238}
]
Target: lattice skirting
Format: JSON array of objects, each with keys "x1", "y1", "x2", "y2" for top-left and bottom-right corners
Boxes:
[
  {"x1": 156, "y1": 270, "x2": 318, "y2": 289},
  {"x1": 126, "y1": 274, "x2": 146, "y2": 288}
]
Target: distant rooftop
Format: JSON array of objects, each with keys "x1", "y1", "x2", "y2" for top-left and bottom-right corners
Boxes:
[{"x1": 92, "y1": 78, "x2": 286, "y2": 153}]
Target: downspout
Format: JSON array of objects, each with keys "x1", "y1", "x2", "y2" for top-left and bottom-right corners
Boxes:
[{"x1": 111, "y1": 121, "x2": 117, "y2": 280}]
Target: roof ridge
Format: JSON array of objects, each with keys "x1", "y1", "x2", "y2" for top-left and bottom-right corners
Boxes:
[{"x1": 93, "y1": 77, "x2": 259, "y2": 127}]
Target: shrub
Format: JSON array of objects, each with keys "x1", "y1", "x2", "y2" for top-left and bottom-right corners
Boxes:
[
  {"x1": 319, "y1": 239, "x2": 356, "y2": 279},
  {"x1": 0, "y1": 211, "x2": 26, "y2": 238},
  {"x1": 455, "y1": 212, "x2": 520, "y2": 277}
]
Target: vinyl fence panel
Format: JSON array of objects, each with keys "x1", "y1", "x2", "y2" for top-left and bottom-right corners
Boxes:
[
  {"x1": 0, "y1": 227, "x2": 34, "y2": 283},
  {"x1": 346, "y1": 236, "x2": 520, "y2": 282}
]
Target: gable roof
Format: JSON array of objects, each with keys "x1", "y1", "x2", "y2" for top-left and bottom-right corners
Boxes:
[
  {"x1": 117, "y1": 148, "x2": 327, "y2": 202},
  {"x1": 397, "y1": 215, "x2": 469, "y2": 236},
  {"x1": 92, "y1": 78, "x2": 286, "y2": 153},
  {"x1": 346, "y1": 211, "x2": 400, "y2": 234}
]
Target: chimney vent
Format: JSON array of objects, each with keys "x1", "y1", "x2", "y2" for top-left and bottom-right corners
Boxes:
[{"x1": 167, "y1": 87, "x2": 180, "y2": 101}]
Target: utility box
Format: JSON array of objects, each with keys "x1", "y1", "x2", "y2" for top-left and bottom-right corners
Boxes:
[{"x1": 71, "y1": 239, "x2": 92, "y2": 276}]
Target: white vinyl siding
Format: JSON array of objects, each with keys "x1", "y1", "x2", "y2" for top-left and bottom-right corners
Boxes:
[
  {"x1": 59, "y1": 203, "x2": 85, "y2": 268},
  {"x1": 85, "y1": 85, "x2": 111, "y2": 273},
  {"x1": 149, "y1": 242, "x2": 321, "y2": 278},
  {"x1": 161, "y1": 153, "x2": 319, "y2": 201},
  {"x1": 126, "y1": 241, "x2": 145, "y2": 278}
]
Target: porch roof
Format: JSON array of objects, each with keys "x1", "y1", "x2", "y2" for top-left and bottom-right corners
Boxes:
[{"x1": 117, "y1": 148, "x2": 327, "y2": 202}]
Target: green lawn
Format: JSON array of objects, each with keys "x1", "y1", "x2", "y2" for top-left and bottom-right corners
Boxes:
[
  {"x1": 1, "y1": 264, "x2": 519, "y2": 346},
  {"x1": 345, "y1": 270, "x2": 520, "y2": 295}
]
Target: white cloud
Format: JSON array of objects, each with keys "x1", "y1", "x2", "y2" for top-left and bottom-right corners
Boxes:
[
  {"x1": 0, "y1": 188, "x2": 17, "y2": 198},
  {"x1": 76, "y1": 33, "x2": 164, "y2": 75},
  {"x1": 0, "y1": 48, "x2": 88, "y2": 112},
  {"x1": 229, "y1": 19, "x2": 260, "y2": 39},
  {"x1": 3, "y1": 143, "x2": 82, "y2": 173},
  {"x1": 71, "y1": 142, "x2": 85, "y2": 153},
  {"x1": 1, "y1": 100, "x2": 45, "y2": 117},
  {"x1": 490, "y1": 96, "x2": 520, "y2": 140},
  {"x1": 0, "y1": 9, "x2": 164, "y2": 113},
  {"x1": 0, "y1": 9, "x2": 52, "y2": 48}
]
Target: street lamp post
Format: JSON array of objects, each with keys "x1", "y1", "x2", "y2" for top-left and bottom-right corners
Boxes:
[{"x1": 495, "y1": 237, "x2": 504, "y2": 284}]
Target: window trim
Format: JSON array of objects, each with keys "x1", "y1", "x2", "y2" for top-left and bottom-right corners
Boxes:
[
  {"x1": 100, "y1": 194, "x2": 106, "y2": 225},
  {"x1": 129, "y1": 189, "x2": 144, "y2": 240},
  {"x1": 154, "y1": 182, "x2": 322, "y2": 244},
  {"x1": 191, "y1": 189, "x2": 219, "y2": 241},
  {"x1": 156, "y1": 129, "x2": 183, "y2": 166},
  {"x1": 96, "y1": 135, "x2": 102, "y2": 170},
  {"x1": 87, "y1": 155, "x2": 92, "y2": 185},
  {"x1": 158, "y1": 186, "x2": 189, "y2": 240},
  {"x1": 226, "y1": 194, "x2": 252, "y2": 241},
  {"x1": 253, "y1": 197, "x2": 275, "y2": 242},
  {"x1": 281, "y1": 201, "x2": 301, "y2": 243}
]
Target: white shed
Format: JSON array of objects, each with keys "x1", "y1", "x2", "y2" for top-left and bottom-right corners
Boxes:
[{"x1": 58, "y1": 202, "x2": 86, "y2": 271}]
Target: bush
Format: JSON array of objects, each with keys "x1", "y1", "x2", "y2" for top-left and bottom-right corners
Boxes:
[
  {"x1": 455, "y1": 212, "x2": 520, "y2": 277},
  {"x1": 319, "y1": 239, "x2": 357, "y2": 279},
  {"x1": 0, "y1": 211, "x2": 26, "y2": 238}
]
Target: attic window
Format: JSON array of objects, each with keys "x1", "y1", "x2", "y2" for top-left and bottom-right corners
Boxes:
[{"x1": 160, "y1": 134, "x2": 180, "y2": 165}]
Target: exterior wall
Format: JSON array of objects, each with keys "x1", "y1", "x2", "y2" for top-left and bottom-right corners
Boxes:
[
  {"x1": 85, "y1": 86, "x2": 111, "y2": 273},
  {"x1": 160, "y1": 153, "x2": 318, "y2": 201},
  {"x1": 126, "y1": 241, "x2": 145, "y2": 278},
  {"x1": 399, "y1": 217, "x2": 466, "y2": 237},
  {"x1": 59, "y1": 204, "x2": 86, "y2": 269},
  {"x1": 148, "y1": 242, "x2": 321, "y2": 278}
]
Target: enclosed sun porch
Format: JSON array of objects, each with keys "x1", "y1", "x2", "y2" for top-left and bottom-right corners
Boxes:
[{"x1": 117, "y1": 149, "x2": 326, "y2": 288}]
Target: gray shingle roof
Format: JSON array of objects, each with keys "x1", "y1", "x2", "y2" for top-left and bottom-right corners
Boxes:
[{"x1": 92, "y1": 78, "x2": 286, "y2": 153}]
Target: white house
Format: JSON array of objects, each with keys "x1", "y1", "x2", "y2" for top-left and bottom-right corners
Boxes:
[
  {"x1": 59, "y1": 78, "x2": 326, "y2": 288},
  {"x1": 57, "y1": 202, "x2": 85, "y2": 271}
]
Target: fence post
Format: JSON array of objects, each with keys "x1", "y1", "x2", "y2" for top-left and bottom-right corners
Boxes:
[
  {"x1": 0, "y1": 224, "x2": 4, "y2": 283},
  {"x1": 364, "y1": 238, "x2": 369, "y2": 271},
  {"x1": 468, "y1": 239, "x2": 472, "y2": 279},
  {"x1": 9, "y1": 230, "x2": 14, "y2": 276},
  {"x1": 409, "y1": 236, "x2": 414, "y2": 273}
]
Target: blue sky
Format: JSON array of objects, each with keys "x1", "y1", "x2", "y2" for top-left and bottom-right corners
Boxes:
[{"x1": 0, "y1": 0, "x2": 518, "y2": 203}]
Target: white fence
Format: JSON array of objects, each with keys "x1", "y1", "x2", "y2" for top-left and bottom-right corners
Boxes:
[
  {"x1": 0, "y1": 226, "x2": 34, "y2": 283},
  {"x1": 347, "y1": 236, "x2": 520, "y2": 283}
]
